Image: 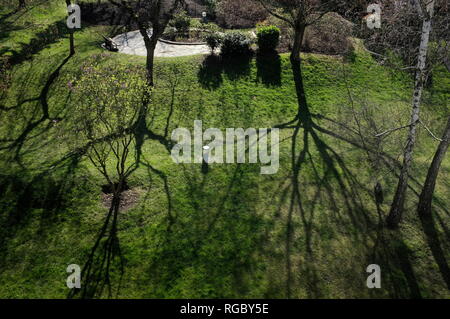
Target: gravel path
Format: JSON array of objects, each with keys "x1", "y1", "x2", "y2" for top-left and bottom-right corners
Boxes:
[{"x1": 111, "y1": 30, "x2": 212, "y2": 58}]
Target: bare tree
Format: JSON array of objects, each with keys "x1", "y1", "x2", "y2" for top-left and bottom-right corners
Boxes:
[
  {"x1": 66, "y1": 56, "x2": 151, "y2": 297},
  {"x1": 417, "y1": 116, "x2": 450, "y2": 217},
  {"x1": 386, "y1": 0, "x2": 436, "y2": 228},
  {"x1": 257, "y1": 0, "x2": 331, "y2": 62},
  {"x1": 110, "y1": 0, "x2": 184, "y2": 86}
]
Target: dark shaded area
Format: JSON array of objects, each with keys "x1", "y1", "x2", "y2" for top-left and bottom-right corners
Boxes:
[
  {"x1": 78, "y1": 1, "x2": 134, "y2": 28},
  {"x1": 271, "y1": 58, "x2": 442, "y2": 298},
  {"x1": 256, "y1": 51, "x2": 281, "y2": 87},
  {"x1": 102, "y1": 181, "x2": 130, "y2": 194},
  {"x1": 0, "y1": 14, "x2": 23, "y2": 43},
  {"x1": 197, "y1": 55, "x2": 223, "y2": 90},
  {"x1": 68, "y1": 192, "x2": 126, "y2": 299},
  {"x1": 143, "y1": 164, "x2": 267, "y2": 298},
  {"x1": 2, "y1": 19, "x2": 70, "y2": 67},
  {"x1": 0, "y1": 153, "x2": 82, "y2": 271},
  {"x1": 197, "y1": 53, "x2": 253, "y2": 90},
  {"x1": 420, "y1": 213, "x2": 450, "y2": 290},
  {"x1": 369, "y1": 228, "x2": 424, "y2": 299},
  {"x1": 274, "y1": 60, "x2": 375, "y2": 297}
]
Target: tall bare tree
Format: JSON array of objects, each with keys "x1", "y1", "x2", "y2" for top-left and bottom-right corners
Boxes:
[
  {"x1": 417, "y1": 116, "x2": 450, "y2": 217},
  {"x1": 110, "y1": 0, "x2": 183, "y2": 86},
  {"x1": 257, "y1": 0, "x2": 331, "y2": 62},
  {"x1": 386, "y1": 0, "x2": 436, "y2": 228}
]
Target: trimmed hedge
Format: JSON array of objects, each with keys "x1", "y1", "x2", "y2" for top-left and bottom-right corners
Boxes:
[{"x1": 257, "y1": 26, "x2": 280, "y2": 51}]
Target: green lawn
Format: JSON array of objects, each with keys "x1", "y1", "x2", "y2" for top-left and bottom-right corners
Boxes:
[{"x1": 0, "y1": 0, "x2": 449, "y2": 298}]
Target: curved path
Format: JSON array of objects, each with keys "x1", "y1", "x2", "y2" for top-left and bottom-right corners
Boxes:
[{"x1": 111, "y1": 30, "x2": 212, "y2": 58}]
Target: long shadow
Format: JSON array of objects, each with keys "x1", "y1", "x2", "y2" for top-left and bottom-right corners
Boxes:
[
  {"x1": 284, "y1": 59, "x2": 438, "y2": 298},
  {"x1": 369, "y1": 227, "x2": 423, "y2": 298},
  {"x1": 68, "y1": 64, "x2": 182, "y2": 298},
  {"x1": 198, "y1": 55, "x2": 223, "y2": 90},
  {"x1": 419, "y1": 213, "x2": 450, "y2": 290},
  {"x1": 67, "y1": 191, "x2": 125, "y2": 299},
  {"x1": 144, "y1": 163, "x2": 266, "y2": 297},
  {"x1": 276, "y1": 59, "x2": 374, "y2": 297},
  {"x1": 256, "y1": 51, "x2": 282, "y2": 87},
  {"x1": 5, "y1": 19, "x2": 70, "y2": 67},
  {"x1": 0, "y1": 150, "x2": 82, "y2": 272}
]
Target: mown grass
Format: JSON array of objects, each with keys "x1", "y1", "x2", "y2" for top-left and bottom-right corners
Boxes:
[{"x1": 0, "y1": 0, "x2": 449, "y2": 298}]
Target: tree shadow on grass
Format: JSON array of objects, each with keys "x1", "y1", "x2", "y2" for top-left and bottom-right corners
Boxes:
[
  {"x1": 273, "y1": 59, "x2": 430, "y2": 298},
  {"x1": 369, "y1": 227, "x2": 423, "y2": 298},
  {"x1": 198, "y1": 55, "x2": 224, "y2": 90},
  {"x1": 67, "y1": 66, "x2": 183, "y2": 298},
  {"x1": 274, "y1": 60, "x2": 374, "y2": 297},
  {"x1": 0, "y1": 18, "x2": 22, "y2": 43},
  {"x1": 0, "y1": 151, "x2": 83, "y2": 273},
  {"x1": 4, "y1": 19, "x2": 70, "y2": 67},
  {"x1": 0, "y1": 53, "x2": 72, "y2": 163},
  {"x1": 419, "y1": 212, "x2": 450, "y2": 290},
  {"x1": 143, "y1": 163, "x2": 269, "y2": 297},
  {"x1": 67, "y1": 192, "x2": 126, "y2": 299}
]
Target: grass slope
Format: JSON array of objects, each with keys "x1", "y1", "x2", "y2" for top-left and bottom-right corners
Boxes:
[{"x1": 0, "y1": 0, "x2": 449, "y2": 298}]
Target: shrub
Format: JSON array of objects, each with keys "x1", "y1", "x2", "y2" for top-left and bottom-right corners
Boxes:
[
  {"x1": 170, "y1": 10, "x2": 191, "y2": 35},
  {"x1": 220, "y1": 32, "x2": 252, "y2": 57},
  {"x1": 205, "y1": 32, "x2": 223, "y2": 53},
  {"x1": 302, "y1": 12, "x2": 354, "y2": 56},
  {"x1": 197, "y1": 21, "x2": 221, "y2": 33},
  {"x1": 257, "y1": 26, "x2": 280, "y2": 52},
  {"x1": 216, "y1": 0, "x2": 267, "y2": 29},
  {"x1": 257, "y1": 16, "x2": 293, "y2": 53}
]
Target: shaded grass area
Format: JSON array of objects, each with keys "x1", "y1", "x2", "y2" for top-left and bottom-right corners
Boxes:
[{"x1": 0, "y1": 1, "x2": 449, "y2": 298}]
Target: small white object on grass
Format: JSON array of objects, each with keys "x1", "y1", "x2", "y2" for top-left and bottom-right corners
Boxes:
[{"x1": 203, "y1": 145, "x2": 210, "y2": 163}]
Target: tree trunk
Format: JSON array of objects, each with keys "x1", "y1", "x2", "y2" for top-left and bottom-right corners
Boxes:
[
  {"x1": 66, "y1": 0, "x2": 75, "y2": 56},
  {"x1": 417, "y1": 116, "x2": 450, "y2": 216},
  {"x1": 139, "y1": 27, "x2": 159, "y2": 87},
  {"x1": 386, "y1": 0, "x2": 435, "y2": 228},
  {"x1": 290, "y1": 24, "x2": 305, "y2": 63}
]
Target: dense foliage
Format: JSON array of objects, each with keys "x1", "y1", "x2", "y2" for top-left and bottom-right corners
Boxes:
[
  {"x1": 205, "y1": 32, "x2": 223, "y2": 53},
  {"x1": 216, "y1": 0, "x2": 267, "y2": 29},
  {"x1": 220, "y1": 31, "x2": 253, "y2": 56},
  {"x1": 257, "y1": 26, "x2": 280, "y2": 52},
  {"x1": 169, "y1": 10, "x2": 192, "y2": 35}
]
